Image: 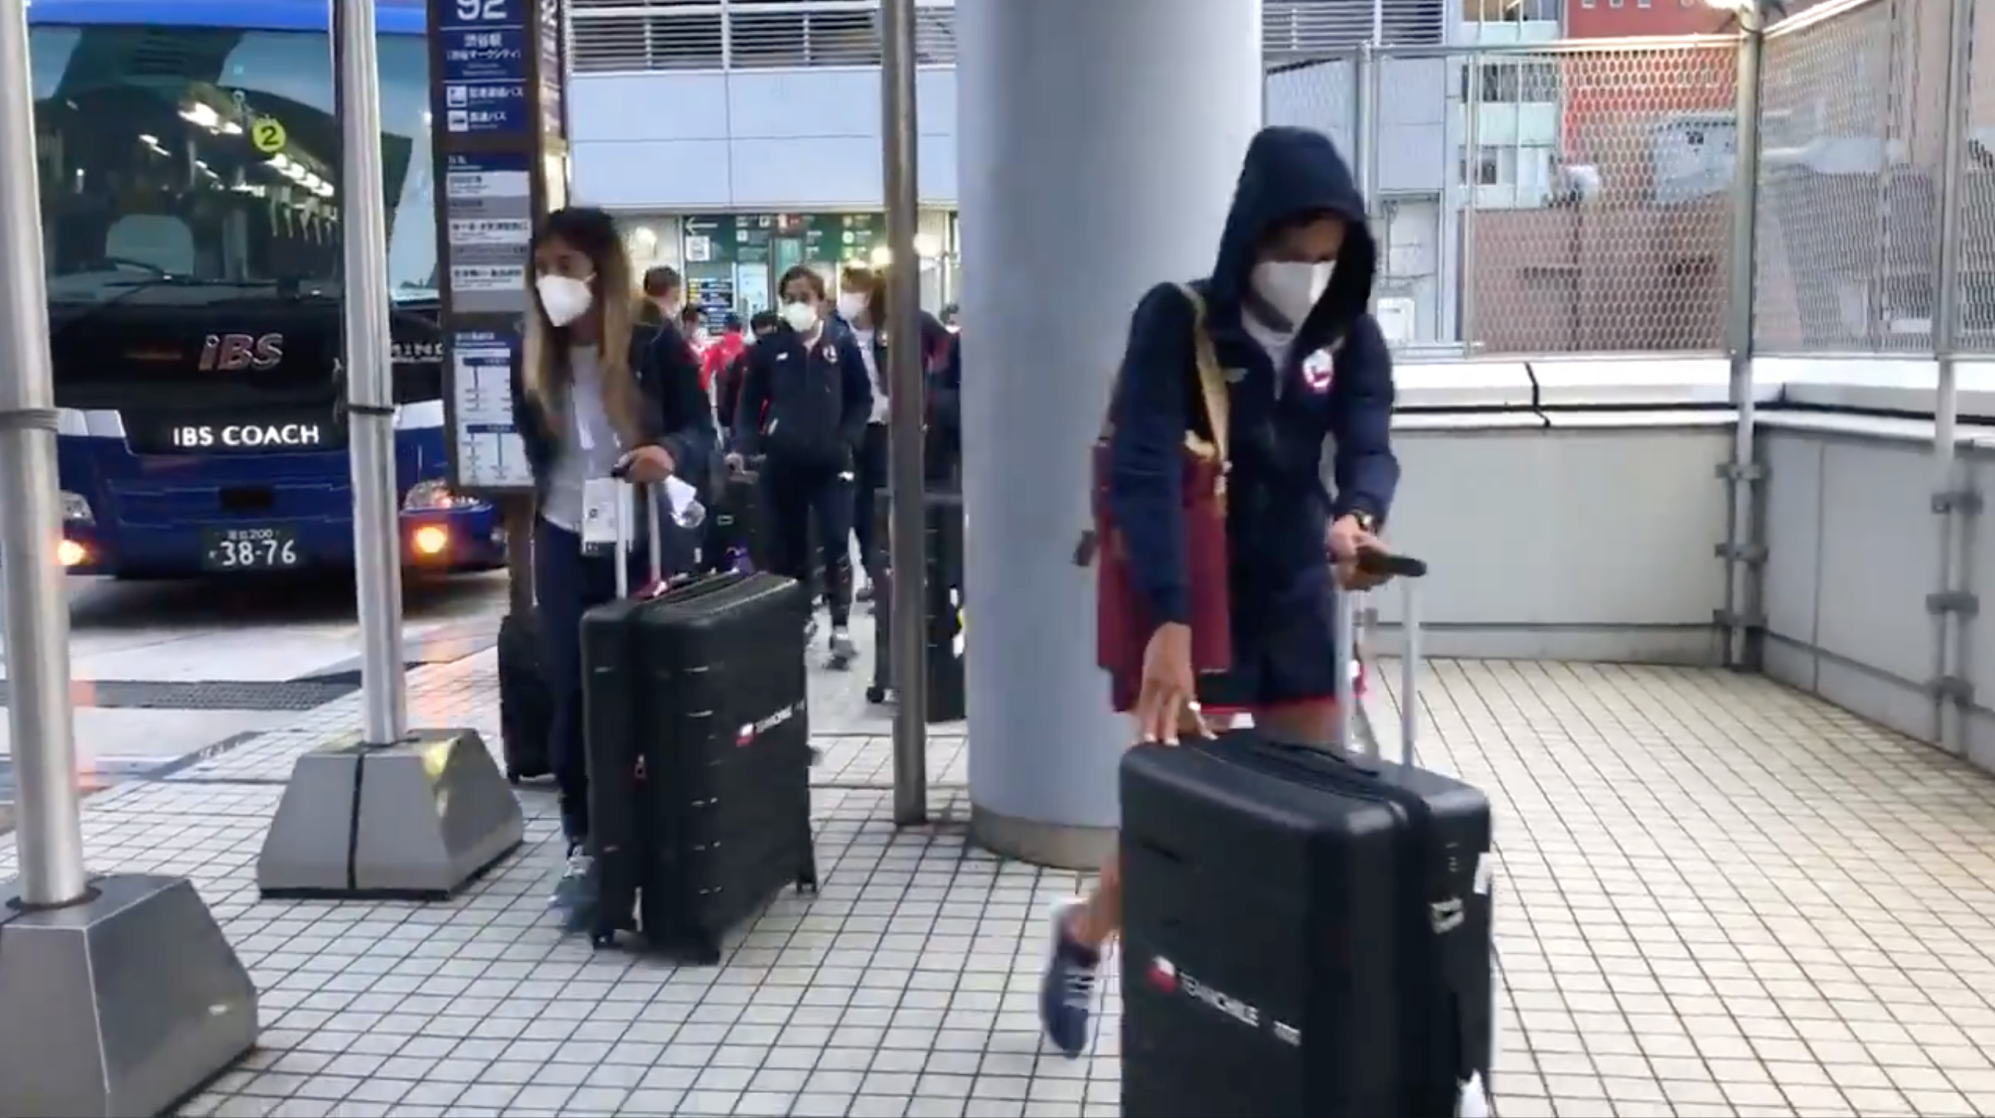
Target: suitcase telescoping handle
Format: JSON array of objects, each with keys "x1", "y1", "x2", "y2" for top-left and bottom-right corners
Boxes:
[
  {"x1": 607, "y1": 461, "x2": 664, "y2": 599},
  {"x1": 1333, "y1": 550, "x2": 1428, "y2": 766}
]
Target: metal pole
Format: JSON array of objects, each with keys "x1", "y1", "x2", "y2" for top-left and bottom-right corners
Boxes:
[
  {"x1": 1929, "y1": 0, "x2": 1975, "y2": 751},
  {"x1": 1353, "y1": 44, "x2": 1379, "y2": 210},
  {"x1": 0, "y1": 0, "x2": 88, "y2": 908},
  {"x1": 1460, "y1": 47, "x2": 1482, "y2": 350},
  {"x1": 336, "y1": 0, "x2": 409, "y2": 745},
  {"x1": 1720, "y1": 15, "x2": 1764, "y2": 670},
  {"x1": 882, "y1": 0, "x2": 929, "y2": 825}
]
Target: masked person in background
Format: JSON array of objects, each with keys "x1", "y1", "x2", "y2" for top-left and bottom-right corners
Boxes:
[
  {"x1": 716, "y1": 311, "x2": 778, "y2": 439},
  {"x1": 701, "y1": 312, "x2": 748, "y2": 404},
  {"x1": 1038, "y1": 126, "x2": 1402, "y2": 1058},
  {"x1": 679, "y1": 304, "x2": 709, "y2": 352},
  {"x1": 836, "y1": 264, "x2": 953, "y2": 600},
  {"x1": 728, "y1": 266, "x2": 873, "y2": 665},
  {"x1": 637, "y1": 265, "x2": 681, "y2": 331},
  {"x1": 511, "y1": 208, "x2": 713, "y2": 929}
]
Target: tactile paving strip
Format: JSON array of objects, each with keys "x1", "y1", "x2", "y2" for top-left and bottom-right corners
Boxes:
[{"x1": 0, "y1": 678, "x2": 361, "y2": 712}]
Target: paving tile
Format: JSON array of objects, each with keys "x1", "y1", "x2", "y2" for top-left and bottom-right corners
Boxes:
[{"x1": 5, "y1": 623, "x2": 1995, "y2": 1116}]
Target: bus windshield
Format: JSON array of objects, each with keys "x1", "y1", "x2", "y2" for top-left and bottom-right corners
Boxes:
[{"x1": 30, "y1": 23, "x2": 436, "y2": 307}]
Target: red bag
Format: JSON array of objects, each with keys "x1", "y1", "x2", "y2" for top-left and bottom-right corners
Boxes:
[{"x1": 1076, "y1": 285, "x2": 1233, "y2": 712}]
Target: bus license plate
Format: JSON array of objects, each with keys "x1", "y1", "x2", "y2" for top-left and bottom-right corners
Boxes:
[{"x1": 201, "y1": 526, "x2": 301, "y2": 571}]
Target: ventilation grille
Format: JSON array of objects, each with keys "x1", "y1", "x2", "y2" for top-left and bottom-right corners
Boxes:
[{"x1": 568, "y1": 0, "x2": 1446, "y2": 75}]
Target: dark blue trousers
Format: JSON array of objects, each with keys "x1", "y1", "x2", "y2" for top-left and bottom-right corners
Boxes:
[{"x1": 532, "y1": 515, "x2": 692, "y2": 841}]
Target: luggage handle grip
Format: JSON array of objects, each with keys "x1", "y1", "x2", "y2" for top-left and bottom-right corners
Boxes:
[{"x1": 607, "y1": 461, "x2": 664, "y2": 598}]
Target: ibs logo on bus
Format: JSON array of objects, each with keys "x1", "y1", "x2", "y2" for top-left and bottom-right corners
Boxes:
[{"x1": 198, "y1": 332, "x2": 284, "y2": 372}]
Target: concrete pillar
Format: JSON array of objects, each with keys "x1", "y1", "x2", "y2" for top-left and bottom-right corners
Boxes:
[{"x1": 957, "y1": 0, "x2": 1263, "y2": 869}]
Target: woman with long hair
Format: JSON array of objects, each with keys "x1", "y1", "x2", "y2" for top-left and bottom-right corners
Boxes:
[
  {"x1": 835, "y1": 263, "x2": 954, "y2": 595},
  {"x1": 511, "y1": 206, "x2": 712, "y2": 927}
]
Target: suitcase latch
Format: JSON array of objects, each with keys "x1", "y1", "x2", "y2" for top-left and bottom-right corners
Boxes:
[
  {"x1": 1429, "y1": 897, "x2": 1465, "y2": 934},
  {"x1": 634, "y1": 756, "x2": 648, "y2": 780}
]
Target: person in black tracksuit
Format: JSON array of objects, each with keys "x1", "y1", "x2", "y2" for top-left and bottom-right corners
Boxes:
[
  {"x1": 835, "y1": 263, "x2": 954, "y2": 594},
  {"x1": 728, "y1": 266, "x2": 874, "y2": 662}
]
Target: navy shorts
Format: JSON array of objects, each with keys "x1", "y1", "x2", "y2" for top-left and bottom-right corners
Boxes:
[{"x1": 1196, "y1": 579, "x2": 1349, "y2": 713}]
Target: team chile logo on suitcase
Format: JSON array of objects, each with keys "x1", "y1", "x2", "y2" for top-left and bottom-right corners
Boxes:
[
  {"x1": 1143, "y1": 955, "x2": 1302, "y2": 1046},
  {"x1": 734, "y1": 701, "x2": 801, "y2": 747}
]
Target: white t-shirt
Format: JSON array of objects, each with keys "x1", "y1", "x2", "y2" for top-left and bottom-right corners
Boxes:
[{"x1": 539, "y1": 345, "x2": 625, "y2": 533}]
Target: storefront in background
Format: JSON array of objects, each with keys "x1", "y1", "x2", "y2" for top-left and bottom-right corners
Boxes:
[{"x1": 623, "y1": 210, "x2": 960, "y2": 323}]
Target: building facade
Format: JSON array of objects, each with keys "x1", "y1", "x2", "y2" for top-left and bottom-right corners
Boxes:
[{"x1": 566, "y1": 0, "x2": 1556, "y2": 341}]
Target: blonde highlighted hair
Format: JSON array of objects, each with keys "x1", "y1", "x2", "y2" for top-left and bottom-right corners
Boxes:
[{"x1": 521, "y1": 206, "x2": 645, "y2": 448}]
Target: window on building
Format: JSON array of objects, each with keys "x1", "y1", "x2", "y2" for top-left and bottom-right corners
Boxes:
[
  {"x1": 1460, "y1": 145, "x2": 1557, "y2": 192},
  {"x1": 1458, "y1": 0, "x2": 1561, "y2": 21},
  {"x1": 1461, "y1": 61, "x2": 1560, "y2": 104}
]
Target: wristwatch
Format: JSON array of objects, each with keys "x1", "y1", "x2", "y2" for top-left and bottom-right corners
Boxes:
[{"x1": 1347, "y1": 511, "x2": 1379, "y2": 533}]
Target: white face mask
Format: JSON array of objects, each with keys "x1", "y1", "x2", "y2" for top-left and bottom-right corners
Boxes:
[
  {"x1": 782, "y1": 301, "x2": 819, "y2": 333},
  {"x1": 837, "y1": 293, "x2": 868, "y2": 321},
  {"x1": 1251, "y1": 261, "x2": 1333, "y2": 325},
  {"x1": 536, "y1": 274, "x2": 594, "y2": 328}
]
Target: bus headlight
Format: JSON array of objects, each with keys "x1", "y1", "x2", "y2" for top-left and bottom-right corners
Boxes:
[
  {"x1": 402, "y1": 480, "x2": 482, "y2": 511},
  {"x1": 60, "y1": 490, "x2": 93, "y2": 524}
]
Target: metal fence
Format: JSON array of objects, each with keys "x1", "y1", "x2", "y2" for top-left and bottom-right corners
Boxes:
[{"x1": 1272, "y1": 0, "x2": 1993, "y2": 360}]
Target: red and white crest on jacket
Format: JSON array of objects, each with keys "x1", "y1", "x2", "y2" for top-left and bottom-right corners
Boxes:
[{"x1": 1301, "y1": 348, "x2": 1335, "y2": 393}]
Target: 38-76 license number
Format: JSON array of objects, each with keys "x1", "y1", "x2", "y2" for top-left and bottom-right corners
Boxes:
[{"x1": 201, "y1": 526, "x2": 301, "y2": 571}]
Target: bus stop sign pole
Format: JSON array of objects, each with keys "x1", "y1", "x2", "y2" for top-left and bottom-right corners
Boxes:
[
  {"x1": 0, "y1": 0, "x2": 258, "y2": 1110},
  {"x1": 255, "y1": 0, "x2": 524, "y2": 902}
]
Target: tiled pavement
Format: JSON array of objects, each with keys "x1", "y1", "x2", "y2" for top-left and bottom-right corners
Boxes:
[{"x1": 7, "y1": 625, "x2": 1995, "y2": 1115}]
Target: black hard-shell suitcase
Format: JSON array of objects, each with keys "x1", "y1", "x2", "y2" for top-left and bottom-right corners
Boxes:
[
  {"x1": 581, "y1": 476, "x2": 818, "y2": 962},
  {"x1": 497, "y1": 609, "x2": 553, "y2": 784},
  {"x1": 708, "y1": 469, "x2": 766, "y2": 573},
  {"x1": 1119, "y1": 566, "x2": 1496, "y2": 1118},
  {"x1": 865, "y1": 490, "x2": 967, "y2": 719}
]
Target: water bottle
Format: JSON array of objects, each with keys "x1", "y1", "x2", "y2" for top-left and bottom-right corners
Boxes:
[{"x1": 661, "y1": 475, "x2": 705, "y2": 531}]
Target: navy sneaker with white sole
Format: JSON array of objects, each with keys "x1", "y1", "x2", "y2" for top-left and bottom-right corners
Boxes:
[{"x1": 1038, "y1": 900, "x2": 1101, "y2": 1058}]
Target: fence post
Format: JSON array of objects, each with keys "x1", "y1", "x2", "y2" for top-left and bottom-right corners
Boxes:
[
  {"x1": 1460, "y1": 47, "x2": 1482, "y2": 351},
  {"x1": 1353, "y1": 43, "x2": 1379, "y2": 211},
  {"x1": 1927, "y1": 0, "x2": 1978, "y2": 751},
  {"x1": 1718, "y1": 15, "x2": 1766, "y2": 670}
]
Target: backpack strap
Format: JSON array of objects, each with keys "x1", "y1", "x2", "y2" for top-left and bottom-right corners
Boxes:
[
  {"x1": 1075, "y1": 285, "x2": 1232, "y2": 567},
  {"x1": 1098, "y1": 283, "x2": 1232, "y2": 472}
]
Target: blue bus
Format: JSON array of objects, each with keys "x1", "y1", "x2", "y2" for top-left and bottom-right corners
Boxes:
[{"x1": 31, "y1": 0, "x2": 505, "y2": 578}]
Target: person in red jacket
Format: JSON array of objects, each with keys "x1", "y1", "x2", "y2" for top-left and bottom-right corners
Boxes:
[{"x1": 700, "y1": 313, "x2": 748, "y2": 398}]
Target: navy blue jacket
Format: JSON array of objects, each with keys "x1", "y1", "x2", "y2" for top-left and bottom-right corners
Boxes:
[
  {"x1": 511, "y1": 324, "x2": 715, "y2": 500},
  {"x1": 1107, "y1": 125, "x2": 1399, "y2": 626},
  {"x1": 732, "y1": 323, "x2": 873, "y2": 465}
]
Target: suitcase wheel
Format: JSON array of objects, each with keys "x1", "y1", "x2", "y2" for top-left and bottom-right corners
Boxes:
[
  {"x1": 677, "y1": 934, "x2": 723, "y2": 967},
  {"x1": 505, "y1": 767, "x2": 522, "y2": 786},
  {"x1": 590, "y1": 930, "x2": 617, "y2": 950},
  {"x1": 865, "y1": 684, "x2": 888, "y2": 704}
]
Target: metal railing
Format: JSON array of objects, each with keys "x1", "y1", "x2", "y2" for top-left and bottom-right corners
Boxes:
[{"x1": 567, "y1": 0, "x2": 1449, "y2": 74}]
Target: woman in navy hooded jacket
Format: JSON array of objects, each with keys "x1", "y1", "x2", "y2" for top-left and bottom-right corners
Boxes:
[
  {"x1": 1038, "y1": 126, "x2": 1402, "y2": 1057},
  {"x1": 509, "y1": 207, "x2": 713, "y2": 928}
]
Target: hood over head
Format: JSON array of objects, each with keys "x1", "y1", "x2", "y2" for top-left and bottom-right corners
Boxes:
[{"x1": 1206, "y1": 125, "x2": 1376, "y2": 341}]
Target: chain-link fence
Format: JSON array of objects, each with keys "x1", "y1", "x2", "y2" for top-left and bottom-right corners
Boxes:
[{"x1": 1271, "y1": 0, "x2": 1992, "y2": 360}]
